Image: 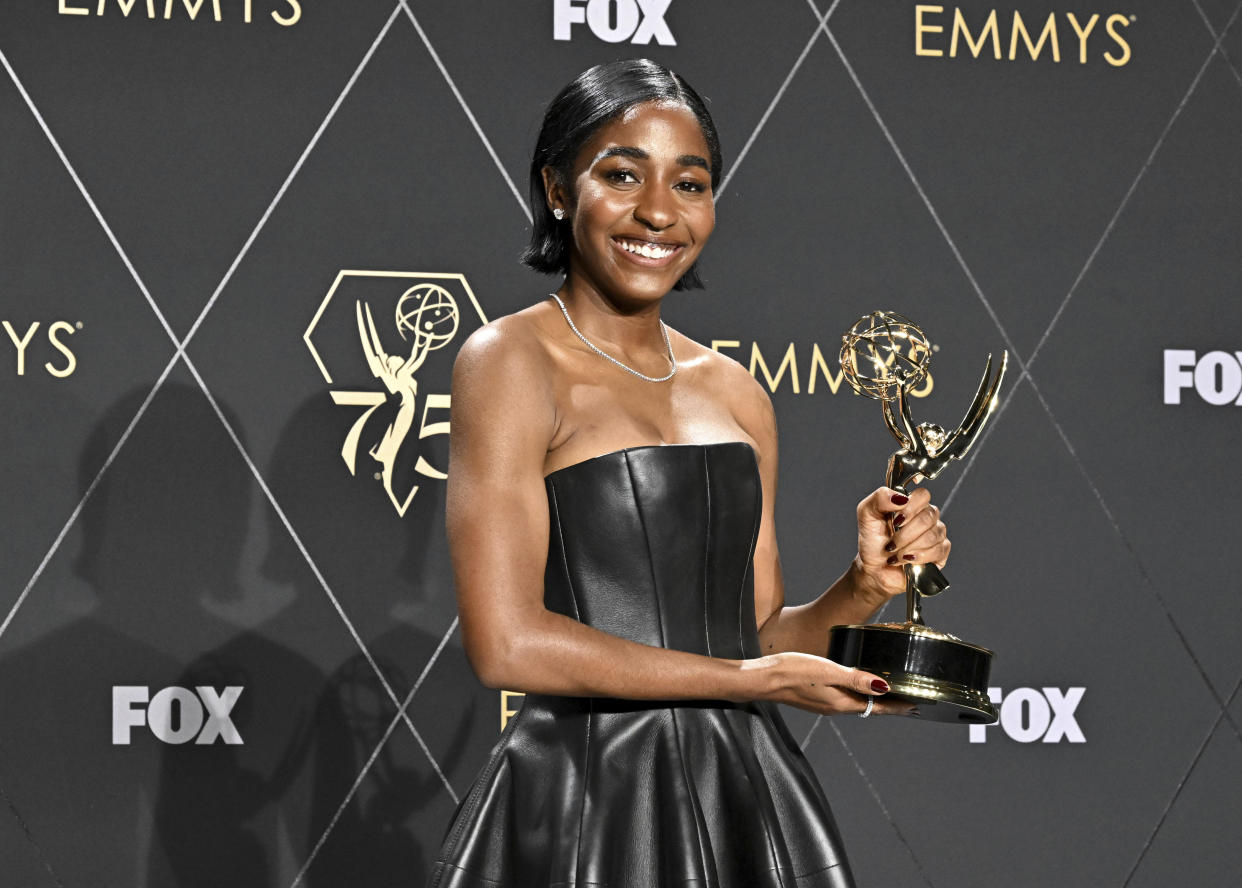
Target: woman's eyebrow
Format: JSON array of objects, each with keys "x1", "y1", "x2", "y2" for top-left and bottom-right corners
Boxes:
[
  {"x1": 592, "y1": 145, "x2": 710, "y2": 172},
  {"x1": 593, "y1": 145, "x2": 648, "y2": 164}
]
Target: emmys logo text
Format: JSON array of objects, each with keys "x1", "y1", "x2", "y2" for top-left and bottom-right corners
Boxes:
[
  {"x1": 1164, "y1": 350, "x2": 1242, "y2": 405},
  {"x1": 711, "y1": 339, "x2": 934, "y2": 398},
  {"x1": 553, "y1": 0, "x2": 676, "y2": 45},
  {"x1": 968, "y1": 687, "x2": 1085, "y2": 744},
  {"x1": 113, "y1": 686, "x2": 244, "y2": 745},
  {"x1": 3, "y1": 320, "x2": 79, "y2": 378},
  {"x1": 914, "y1": 6, "x2": 1133, "y2": 66},
  {"x1": 58, "y1": 0, "x2": 302, "y2": 26}
]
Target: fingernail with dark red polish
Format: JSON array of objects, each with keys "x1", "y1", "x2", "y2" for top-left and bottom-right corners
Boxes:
[
  {"x1": 886, "y1": 555, "x2": 898, "y2": 565},
  {"x1": 890, "y1": 493, "x2": 909, "y2": 505},
  {"x1": 884, "y1": 542, "x2": 896, "y2": 552},
  {"x1": 903, "y1": 554, "x2": 917, "y2": 561},
  {"x1": 871, "y1": 679, "x2": 890, "y2": 693},
  {"x1": 893, "y1": 513, "x2": 906, "y2": 528}
]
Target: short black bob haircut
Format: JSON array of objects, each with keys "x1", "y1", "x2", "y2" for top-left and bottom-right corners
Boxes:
[{"x1": 521, "y1": 59, "x2": 722, "y2": 291}]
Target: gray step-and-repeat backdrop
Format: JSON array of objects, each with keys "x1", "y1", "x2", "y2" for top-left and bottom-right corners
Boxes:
[{"x1": 2, "y1": 1, "x2": 1239, "y2": 885}]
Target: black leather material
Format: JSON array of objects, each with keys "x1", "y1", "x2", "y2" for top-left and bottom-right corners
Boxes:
[{"x1": 429, "y1": 443, "x2": 855, "y2": 888}]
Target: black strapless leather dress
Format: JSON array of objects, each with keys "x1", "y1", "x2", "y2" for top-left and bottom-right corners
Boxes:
[{"x1": 429, "y1": 442, "x2": 855, "y2": 888}]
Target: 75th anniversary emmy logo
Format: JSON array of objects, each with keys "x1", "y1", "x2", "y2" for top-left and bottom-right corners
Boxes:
[{"x1": 304, "y1": 271, "x2": 488, "y2": 517}]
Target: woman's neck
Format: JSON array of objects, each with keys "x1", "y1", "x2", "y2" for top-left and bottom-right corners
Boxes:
[{"x1": 556, "y1": 280, "x2": 667, "y2": 356}]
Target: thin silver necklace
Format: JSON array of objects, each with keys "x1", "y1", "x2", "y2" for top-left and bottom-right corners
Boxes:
[{"x1": 550, "y1": 293, "x2": 677, "y2": 383}]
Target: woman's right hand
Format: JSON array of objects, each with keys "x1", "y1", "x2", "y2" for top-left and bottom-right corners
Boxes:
[{"x1": 743, "y1": 652, "x2": 911, "y2": 716}]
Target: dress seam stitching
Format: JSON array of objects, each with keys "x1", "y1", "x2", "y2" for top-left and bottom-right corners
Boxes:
[
  {"x1": 737, "y1": 453, "x2": 762, "y2": 666},
  {"x1": 702, "y1": 448, "x2": 713, "y2": 658},
  {"x1": 551, "y1": 479, "x2": 593, "y2": 882},
  {"x1": 729, "y1": 455, "x2": 789, "y2": 887},
  {"x1": 622, "y1": 449, "x2": 669, "y2": 653},
  {"x1": 573, "y1": 698, "x2": 594, "y2": 885},
  {"x1": 549, "y1": 481, "x2": 582, "y2": 622},
  {"x1": 668, "y1": 700, "x2": 713, "y2": 882},
  {"x1": 718, "y1": 705, "x2": 792, "y2": 887},
  {"x1": 431, "y1": 696, "x2": 523, "y2": 886}
]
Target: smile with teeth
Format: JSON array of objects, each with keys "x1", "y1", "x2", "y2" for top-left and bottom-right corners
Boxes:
[{"x1": 615, "y1": 237, "x2": 680, "y2": 260}]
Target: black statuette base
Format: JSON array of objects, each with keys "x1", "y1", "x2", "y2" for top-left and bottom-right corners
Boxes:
[{"x1": 828, "y1": 623, "x2": 997, "y2": 724}]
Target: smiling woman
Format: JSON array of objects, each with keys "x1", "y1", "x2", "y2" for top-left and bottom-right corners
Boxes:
[
  {"x1": 521, "y1": 59, "x2": 721, "y2": 295},
  {"x1": 543, "y1": 101, "x2": 715, "y2": 311},
  {"x1": 425, "y1": 59, "x2": 952, "y2": 888}
]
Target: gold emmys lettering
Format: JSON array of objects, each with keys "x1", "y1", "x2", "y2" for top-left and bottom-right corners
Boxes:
[
  {"x1": 2, "y1": 320, "x2": 80, "y2": 378},
  {"x1": 710, "y1": 338, "x2": 934, "y2": 397},
  {"x1": 914, "y1": 5, "x2": 1134, "y2": 66},
  {"x1": 58, "y1": 0, "x2": 302, "y2": 26}
]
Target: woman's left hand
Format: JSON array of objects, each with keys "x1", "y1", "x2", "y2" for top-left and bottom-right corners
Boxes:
[{"x1": 853, "y1": 486, "x2": 950, "y2": 601}]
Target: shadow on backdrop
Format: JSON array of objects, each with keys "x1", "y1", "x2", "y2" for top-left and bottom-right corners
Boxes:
[
  {"x1": 68, "y1": 380, "x2": 331, "y2": 888},
  {"x1": 263, "y1": 393, "x2": 480, "y2": 886}
]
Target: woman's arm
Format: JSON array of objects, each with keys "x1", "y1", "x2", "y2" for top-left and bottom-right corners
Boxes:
[
  {"x1": 447, "y1": 321, "x2": 897, "y2": 714},
  {"x1": 738, "y1": 372, "x2": 951, "y2": 657}
]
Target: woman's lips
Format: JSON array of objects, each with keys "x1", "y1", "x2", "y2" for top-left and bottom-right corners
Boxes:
[{"x1": 612, "y1": 236, "x2": 683, "y2": 266}]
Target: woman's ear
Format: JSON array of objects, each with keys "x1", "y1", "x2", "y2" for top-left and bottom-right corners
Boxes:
[{"x1": 541, "y1": 166, "x2": 569, "y2": 218}]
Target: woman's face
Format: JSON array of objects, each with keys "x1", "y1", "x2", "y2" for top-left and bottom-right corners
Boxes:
[{"x1": 554, "y1": 100, "x2": 715, "y2": 306}]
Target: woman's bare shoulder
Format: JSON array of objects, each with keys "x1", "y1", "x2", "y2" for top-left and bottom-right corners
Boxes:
[
  {"x1": 670, "y1": 328, "x2": 778, "y2": 448},
  {"x1": 450, "y1": 301, "x2": 561, "y2": 467},
  {"x1": 674, "y1": 330, "x2": 773, "y2": 409},
  {"x1": 454, "y1": 301, "x2": 561, "y2": 386}
]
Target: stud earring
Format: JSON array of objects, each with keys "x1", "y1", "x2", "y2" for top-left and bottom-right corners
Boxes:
[{"x1": 553, "y1": 208, "x2": 565, "y2": 220}]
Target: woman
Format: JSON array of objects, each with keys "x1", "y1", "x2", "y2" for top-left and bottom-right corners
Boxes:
[{"x1": 430, "y1": 59, "x2": 949, "y2": 888}]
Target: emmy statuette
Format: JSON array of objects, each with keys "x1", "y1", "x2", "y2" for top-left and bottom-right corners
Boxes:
[{"x1": 827, "y1": 312, "x2": 1007, "y2": 724}]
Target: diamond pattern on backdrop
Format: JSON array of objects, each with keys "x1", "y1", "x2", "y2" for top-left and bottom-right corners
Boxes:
[
  {"x1": 0, "y1": 0, "x2": 400, "y2": 336},
  {"x1": 295, "y1": 727, "x2": 462, "y2": 888},
  {"x1": 401, "y1": 626, "x2": 503, "y2": 800},
  {"x1": 1199, "y1": 0, "x2": 1242, "y2": 34},
  {"x1": 1225, "y1": 1, "x2": 1242, "y2": 72},
  {"x1": 856, "y1": 382, "x2": 1222, "y2": 885},
  {"x1": 798, "y1": 717, "x2": 939, "y2": 888},
  {"x1": 0, "y1": 790, "x2": 60, "y2": 888},
  {"x1": 1037, "y1": 50, "x2": 1242, "y2": 702},
  {"x1": 0, "y1": 61, "x2": 175, "y2": 644},
  {"x1": 828, "y1": 0, "x2": 1215, "y2": 358},
  {"x1": 411, "y1": 0, "x2": 829, "y2": 203},
  {"x1": 1, "y1": 0, "x2": 1240, "y2": 885},
  {"x1": 1125, "y1": 680, "x2": 1242, "y2": 887}
]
